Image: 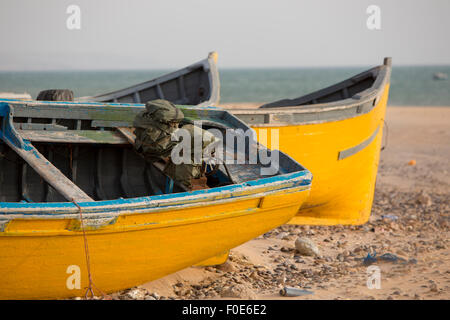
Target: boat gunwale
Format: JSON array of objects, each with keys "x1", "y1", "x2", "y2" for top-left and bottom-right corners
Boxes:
[
  {"x1": 0, "y1": 170, "x2": 312, "y2": 217},
  {"x1": 0, "y1": 99, "x2": 225, "y2": 128},
  {"x1": 228, "y1": 59, "x2": 392, "y2": 127},
  {"x1": 0, "y1": 184, "x2": 309, "y2": 237},
  {"x1": 0, "y1": 98, "x2": 220, "y2": 110}
]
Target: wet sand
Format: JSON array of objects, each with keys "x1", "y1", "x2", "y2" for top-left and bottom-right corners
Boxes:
[{"x1": 113, "y1": 106, "x2": 450, "y2": 300}]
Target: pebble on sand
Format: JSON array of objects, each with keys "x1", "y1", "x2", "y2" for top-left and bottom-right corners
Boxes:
[
  {"x1": 415, "y1": 191, "x2": 432, "y2": 207},
  {"x1": 221, "y1": 285, "x2": 257, "y2": 299},
  {"x1": 125, "y1": 287, "x2": 148, "y2": 300},
  {"x1": 295, "y1": 237, "x2": 320, "y2": 256},
  {"x1": 215, "y1": 261, "x2": 235, "y2": 272}
]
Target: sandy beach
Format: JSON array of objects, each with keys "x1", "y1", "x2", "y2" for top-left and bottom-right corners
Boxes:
[{"x1": 108, "y1": 106, "x2": 449, "y2": 300}]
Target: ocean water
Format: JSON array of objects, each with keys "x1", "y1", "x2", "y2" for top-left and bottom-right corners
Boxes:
[{"x1": 0, "y1": 66, "x2": 449, "y2": 105}]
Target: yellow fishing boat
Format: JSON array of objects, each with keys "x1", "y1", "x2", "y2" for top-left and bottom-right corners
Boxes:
[
  {"x1": 0, "y1": 99, "x2": 312, "y2": 299},
  {"x1": 229, "y1": 58, "x2": 392, "y2": 225}
]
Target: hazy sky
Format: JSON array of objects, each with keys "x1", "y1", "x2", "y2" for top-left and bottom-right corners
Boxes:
[{"x1": 0, "y1": 0, "x2": 449, "y2": 70}]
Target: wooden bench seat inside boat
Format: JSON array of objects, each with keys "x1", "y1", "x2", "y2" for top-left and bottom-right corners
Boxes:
[{"x1": 17, "y1": 129, "x2": 129, "y2": 145}]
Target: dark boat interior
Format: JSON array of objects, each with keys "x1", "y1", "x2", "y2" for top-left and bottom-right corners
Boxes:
[
  {"x1": 77, "y1": 55, "x2": 217, "y2": 106},
  {"x1": 0, "y1": 142, "x2": 185, "y2": 202},
  {"x1": 259, "y1": 66, "x2": 380, "y2": 108},
  {"x1": 0, "y1": 100, "x2": 296, "y2": 203}
]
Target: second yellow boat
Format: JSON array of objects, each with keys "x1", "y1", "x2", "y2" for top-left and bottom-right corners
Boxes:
[{"x1": 229, "y1": 58, "x2": 392, "y2": 225}]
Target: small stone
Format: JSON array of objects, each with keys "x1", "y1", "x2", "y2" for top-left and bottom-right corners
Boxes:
[
  {"x1": 295, "y1": 237, "x2": 320, "y2": 256},
  {"x1": 415, "y1": 191, "x2": 432, "y2": 207},
  {"x1": 430, "y1": 283, "x2": 438, "y2": 292},
  {"x1": 353, "y1": 247, "x2": 362, "y2": 254},
  {"x1": 125, "y1": 288, "x2": 147, "y2": 300},
  {"x1": 182, "y1": 289, "x2": 193, "y2": 296},
  {"x1": 151, "y1": 293, "x2": 160, "y2": 300},
  {"x1": 221, "y1": 285, "x2": 257, "y2": 299},
  {"x1": 276, "y1": 232, "x2": 289, "y2": 239},
  {"x1": 249, "y1": 272, "x2": 259, "y2": 280},
  {"x1": 215, "y1": 261, "x2": 235, "y2": 273}
]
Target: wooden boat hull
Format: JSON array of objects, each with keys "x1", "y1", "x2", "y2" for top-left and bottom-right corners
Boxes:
[
  {"x1": 76, "y1": 52, "x2": 220, "y2": 107},
  {"x1": 0, "y1": 98, "x2": 312, "y2": 299},
  {"x1": 228, "y1": 58, "x2": 392, "y2": 225},
  {"x1": 0, "y1": 176, "x2": 310, "y2": 299}
]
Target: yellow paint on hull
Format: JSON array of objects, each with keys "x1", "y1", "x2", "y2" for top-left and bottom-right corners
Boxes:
[
  {"x1": 0, "y1": 186, "x2": 309, "y2": 299},
  {"x1": 251, "y1": 84, "x2": 390, "y2": 225},
  {"x1": 194, "y1": 250, "x2": 229, "y2": 266}
]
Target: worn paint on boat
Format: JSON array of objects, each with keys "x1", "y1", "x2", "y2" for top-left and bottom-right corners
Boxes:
[
  {"x1": 229, "y1": 58, "x2": 392, "y2": 225},
  {"x1": 0, "y1": 98, "x2": 311, "y2": 299},
  {"x1": 76, "y1": 52, "x2": 220, "y2": 107}
]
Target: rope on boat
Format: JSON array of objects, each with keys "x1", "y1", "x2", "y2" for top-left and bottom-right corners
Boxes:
[{"x1": 72, "y1": 199, "x2": 110, "y2": 300}]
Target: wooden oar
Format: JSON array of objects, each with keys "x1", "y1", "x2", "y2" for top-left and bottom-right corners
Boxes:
[{"x1": 5, "y1": 141, "x2": 94, "y2": 202}]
